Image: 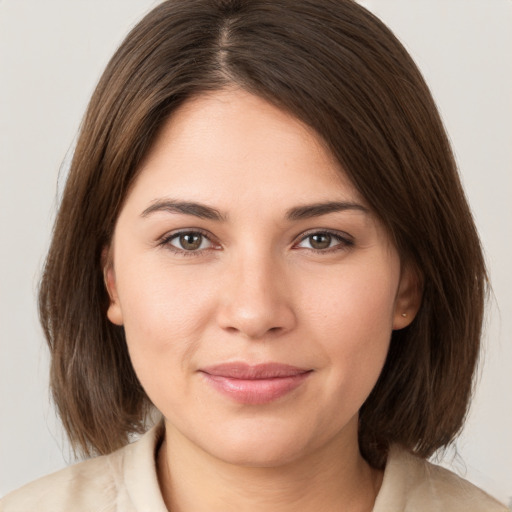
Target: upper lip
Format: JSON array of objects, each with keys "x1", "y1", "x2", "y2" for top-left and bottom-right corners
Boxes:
[{"x1": 199, "y1": 362, "x2": 311, "y2": 379}]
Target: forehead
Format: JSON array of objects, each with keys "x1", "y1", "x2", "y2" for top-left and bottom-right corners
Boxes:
[{"x1": 130, "y1": 88, "x2": 365, "y2": 210}]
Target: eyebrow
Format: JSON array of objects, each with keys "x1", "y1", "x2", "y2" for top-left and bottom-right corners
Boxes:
[
  {"x1": 141, "y1": 200, "x2": 227, "y2": 221},
  {"x1": 140, "y1": 199, "x2": 368, "y2": 222},
  {"x1": 286, "y1": 201, "x2": 368, "y2": 220}
]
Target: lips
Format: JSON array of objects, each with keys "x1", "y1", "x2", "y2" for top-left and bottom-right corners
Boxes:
[{"x1": 199, "y1": 362, "x2": 312, "y2": 405}]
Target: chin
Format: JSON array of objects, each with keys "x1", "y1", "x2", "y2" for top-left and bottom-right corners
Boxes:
[
  {"x1": 210, "y1": 438, "x2": 305, "y2": 468},
  {"x1": 195, "y1": 418, "x2": 327, "y2": 468}
]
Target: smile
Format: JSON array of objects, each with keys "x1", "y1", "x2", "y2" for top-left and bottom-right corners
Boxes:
[{"x1": 199, "y1": 362, "x2": 312, "y2": 405}]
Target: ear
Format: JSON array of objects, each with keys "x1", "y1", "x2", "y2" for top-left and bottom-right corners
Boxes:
[
  {"x1": 102, "y1": 247, "x2": 124, "y2": 326},
  {"x1": 392, "y1": 263, "x2": 422, "y2": 330}
]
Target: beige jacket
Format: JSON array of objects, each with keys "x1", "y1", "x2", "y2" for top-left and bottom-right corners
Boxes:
[{"x1": 1, "y1": 422, "x2": 507, "y2": 511}]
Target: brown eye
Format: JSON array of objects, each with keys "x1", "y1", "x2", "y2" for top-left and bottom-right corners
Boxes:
[
  {"x1": 162, "y1": 230, "x2": 218, "y2": 256},
  {"x1": 309, "y1": 233, "x2": 332, "y2": 250},
  {"x1": 295, "y1": 231, "x2": 353, "y2": 253},
  {"x1": 178, "y1": 233, "x2": 203, "y2": 250}
]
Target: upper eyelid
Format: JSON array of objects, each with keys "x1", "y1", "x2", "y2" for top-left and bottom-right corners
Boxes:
[
  {"x1": 295, "y1": 228, "x2": 354, "y2": 243},
  {"x1": 161, "y1": 227, "x2": 215, "y2": 241}
]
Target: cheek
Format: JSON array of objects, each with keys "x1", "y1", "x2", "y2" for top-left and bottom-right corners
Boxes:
[
  {"x1": 302, "y1": 263, "x2": 398, "y2": 398},
  {"x1": 114, "y1": 258, "x2": 219, "y2": 391},
  {"x1": 304, "y1": 259, "x2": 399, "y2": 339},
  {"x1": 118, "y1": 257, "x2": 214, "y2": 334}
]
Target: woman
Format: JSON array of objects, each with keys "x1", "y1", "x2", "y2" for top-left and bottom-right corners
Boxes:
[{"x1": 1, "y1": 0, "x2": 507, "y2": 510}]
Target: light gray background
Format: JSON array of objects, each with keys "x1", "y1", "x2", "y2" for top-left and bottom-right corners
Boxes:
[{"x1": 1, "y1": 0, "x2": 511, "y2": 505}]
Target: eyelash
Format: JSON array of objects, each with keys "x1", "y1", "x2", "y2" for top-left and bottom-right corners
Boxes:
[{"x1": 158, "y1": 229, "x2": 354, "y2": 257}]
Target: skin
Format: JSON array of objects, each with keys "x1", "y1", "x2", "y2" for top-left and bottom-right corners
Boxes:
[{"x1": 105, "y1": 88, "x2": 421, "y2": 512}]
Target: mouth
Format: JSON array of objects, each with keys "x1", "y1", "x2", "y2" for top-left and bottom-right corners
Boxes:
[{"x1": 199, "y1": 362, "x2": 312, "y2": 405}]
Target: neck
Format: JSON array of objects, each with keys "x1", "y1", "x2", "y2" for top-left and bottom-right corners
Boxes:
[{"x1": 156, "y1": 420, "x2": 382, "y2": 512}]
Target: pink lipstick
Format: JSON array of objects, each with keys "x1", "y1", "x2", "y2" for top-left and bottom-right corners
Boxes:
[{"x1": 199, "y1": 363, "x2": 312, "y2": 404}]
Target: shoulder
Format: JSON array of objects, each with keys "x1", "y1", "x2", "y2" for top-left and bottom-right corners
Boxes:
[
  {"x1": 0, "y1": 422, "x2": 166, "y2": 512},
  {"x1": 375, "y1": 445, "x2": 508, "y2": 512},
  {"x1": 0, "y1": 450, "x2": 122, "y2": 512}
]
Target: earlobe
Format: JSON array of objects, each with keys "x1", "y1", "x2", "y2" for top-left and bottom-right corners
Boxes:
[
  {"x1": 393, "y1": 264, "x2": 423, "y2": 330},
  {"x1": 102, "y1": 249, "x2": 124, "y2": 326}
]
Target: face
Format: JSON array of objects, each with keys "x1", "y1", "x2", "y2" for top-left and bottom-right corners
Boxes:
[{"x1": 106, "y1": 89, "x2": 419, "y2": 467}]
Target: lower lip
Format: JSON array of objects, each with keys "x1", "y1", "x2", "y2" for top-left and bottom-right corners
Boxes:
[{"x1": 201, "y1": 372, "x2": 311, "y2": 405}]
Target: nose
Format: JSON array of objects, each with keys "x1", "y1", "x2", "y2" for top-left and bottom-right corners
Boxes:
[{"x1": 216, "y1": 249, "x2": 297, "y2": 340}]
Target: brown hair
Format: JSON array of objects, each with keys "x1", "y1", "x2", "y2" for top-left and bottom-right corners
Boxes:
[{"x1": 39, "y1": 0, "x2": 487, "y2": 468}]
